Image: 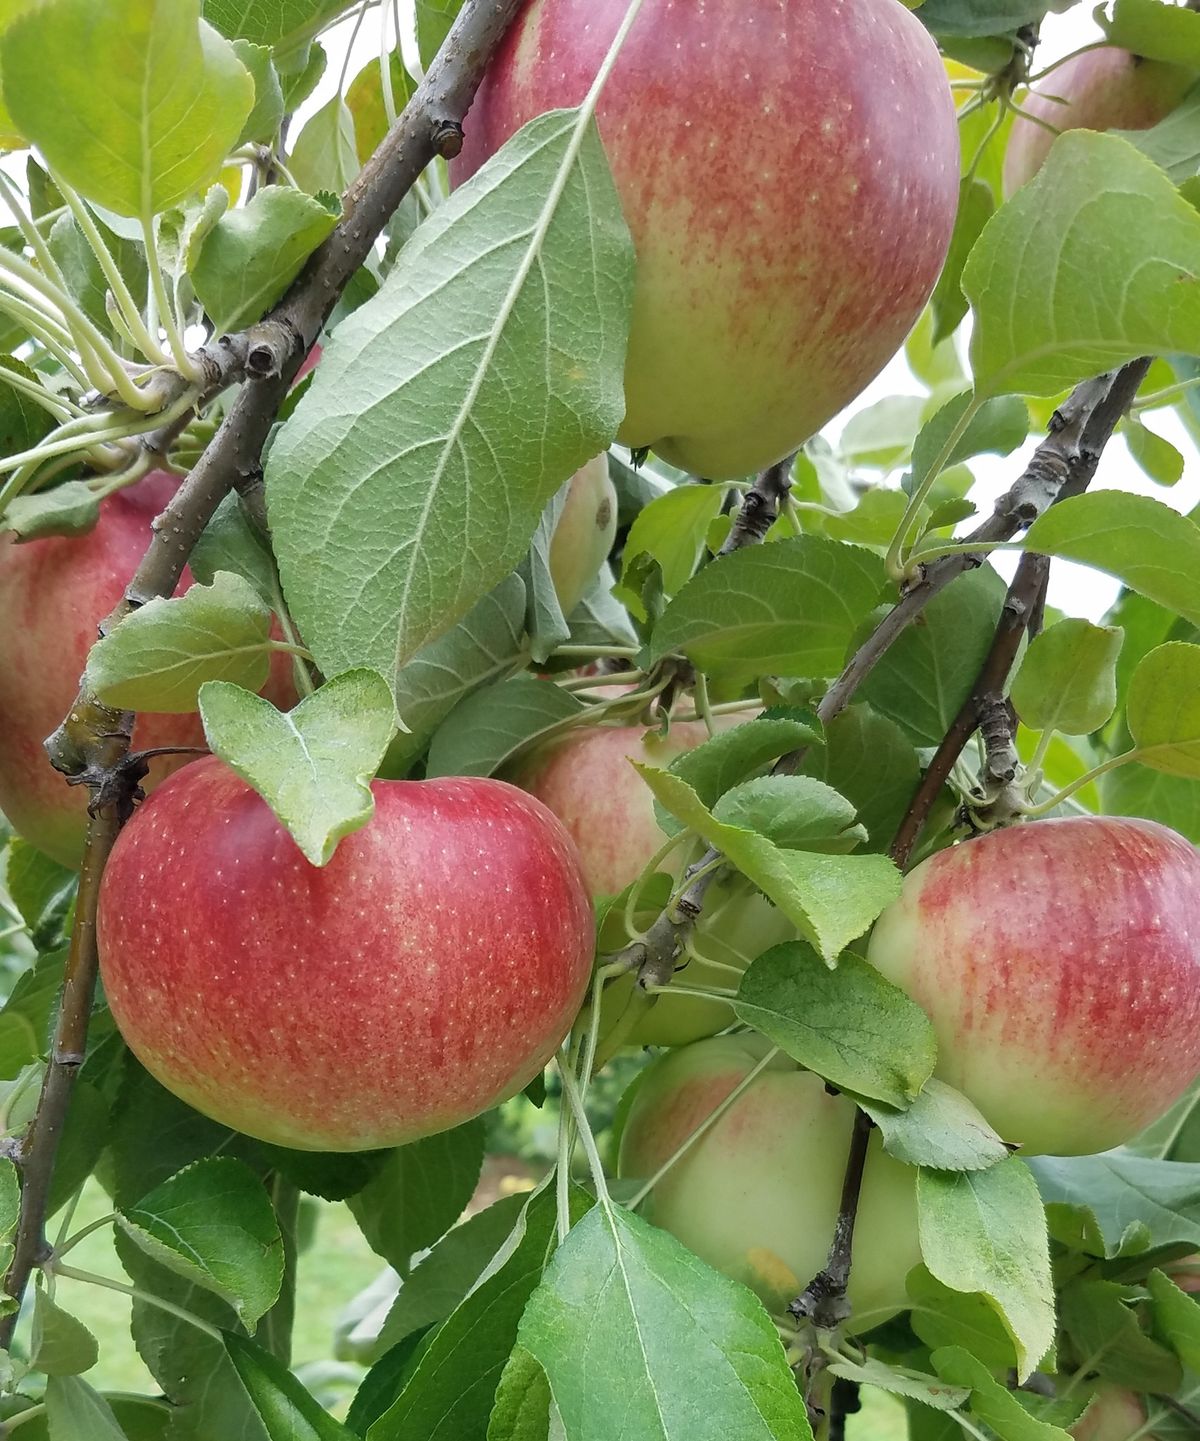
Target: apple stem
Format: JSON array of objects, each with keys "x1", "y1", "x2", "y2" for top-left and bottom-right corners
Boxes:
[{"x1": 557, "y1": 1062, "x2": 611, "y2": 1207}]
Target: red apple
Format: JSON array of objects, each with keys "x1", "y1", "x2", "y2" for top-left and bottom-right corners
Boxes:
[
  {"x1": 867, "y1": 817, "x2": 1200, "y2": 1157},
  {"x1": 1004, "y1": 48, "x2": 1192, "y2": 194},
  {"x1": 0, "y1": 473, "x2": 292, "y2": 869},
  {"x1": 1071, "y1": 1386, "x2": 1155, "y2": 1441},
  {"x1": 96, "y1": 756, "x2": 594, "y2": 1150},
  {"x1": 618, "y1": 1034, "x2": 921, "y2": 1329},
  {"x1": 453, "y1": 0, "x2": 959, "y2": 480},
  {"x1": 548, "y1": 454, "x2": 617, "y2": 616}
]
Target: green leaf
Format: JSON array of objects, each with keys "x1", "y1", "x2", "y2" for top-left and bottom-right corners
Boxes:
[
  {"x1": 518, "y1": 1204, "x2": 814, "y2": 1441},
  {"x1": 190, "y1": 493, "x2": 279, "y2": 607},
  {"x1": 712, "y1": 776, "x2": 866, "y2": 854},
  {"x1": 838, "y1": 396, "x2": 927, "y2": 471},
  {"x1": 202, "y1": 0, "x2": 355, "y2": 48},
  {"x1": 199, "y1": 669, "x2": 396, "y2": 866},
  {"x1": 346, "y1": 53, "x2": 415, "y2": 164},
  {"x1": 733, "y1": 941, "x2": 936, "y2": 1107},
  {"x1": 931, "y1": 1348, "x2": 1070, "y2": 1441},
  {"x1": 86, "y1": 571, "x2": 273, "y2": 713},
  {"x1": 0, "y1": 949, "x2": 66, "y2": 1079},
  {"x1": 193, "y1": 185, "x2": 338, "y2": 331},
  {"x1": 907, "y1": 1265, "x2": 1018, "y2": 1374},
  {"x1": 48, "y1": 213, "x2": 148, "y2": 330},
  {"x1": 290, "y1": 95, "x2": 358, "y2": 196},
  {"x1": 231, "y1": 39, "x2": 283, "y2": 146},
  {"x1": 931, "y1": 179, "x2": 994, "y2": 344},
  {"x1": 1023, "y1": 492, "x2": 1200, "y2": 629},
  {"x1": 915, "y1": 1, "x2": 1057, "y2": 37},
  {"x1": 425, "y1": 678, "x2": 584, "y2": 779},
  {"x1": 348, "y1": 1119, "x2": 484, "y2": 1272},
  {"x1": 858, "y1": 1081, "x2": 1010, "y2": 1172},
  {"x1": 917, "y1": 1158, "x2": 1054, "y2": 1382},
  {"x1": 1148, "y1": 1267, "x2": 1200, "y2": 1371},
  {"x1": 1127, "y1": 642, "x2": 1200, "y2": 777},
  {"x1": 565, "y1": 561, "x2": 637, "y2": 651},
  {"x1": 386, "y1": 575, "x2": 527, "y2": 774},
  {"x1": 1031, "y1": 1151, "x2": 1200, "y2": 1250},
  {"x1": 1120, "y1": 80, "x2": 1200, "y2": 184},
  {"x1": 269, "y1": 110, "x2": 633, "y2": 687},
  {"x1": 1059, "y1": 1276, "x2": 1182, "y2": 1391},
  {"x1": 638, "y1": 766, "x2": 901, "y2": 964},
  {"x1": 116, "y1": 1158, "x2": 283, "y2": 1330},
  {"x1": 0, "y1": 355, "x2": 57, "y2": 458},
  {"x1": 616, "y1": 484, "x2": 726, "y2": 615},
  {"x1": 1102, "y1": 759, "x2": 1200, "y2": 844},
  {"x1": 1102, "y1": 0, "x2": 1200, "y2": 65},
  {"x1": 415, "y1": 0, "x2": 463, "y2": 69},
  {"x1": 4, "y1": 840, "x2": 73, "y2": 939},
  {"x1": 44, "y1": 1376, "x2": 128, "y2": 1441},
  {"x1": 649, "y1": 536, "x2": 885, "y2": 683},
  {"x1": 1125, "y1": 414, "x2": 1185, "y2": 486},
  {"x1": 963, "y1": 131, "x2": 1200, "y2": 398},
  {"x1": 908, "y1": 391, "x2": 1028, "y2": 499},
  {"x1": 2, "y1": 484, "x2": 98, "y2": 541},
  {"x1": 226, "y1": 1333, "x2": 354, "y2": 1440},
  {"x1": 1, "y1": 0, "x2": 253, "y2": 217},
  {"x1": 30, "y1": 1290, "x2": 99, "y2": 1377},
  {"x1": 859, "y1": 567, "x2": 1007, "y2": 747},
  {"x1": 488, "y1": 1346, "x2": 552, "y2": 1441},
  {"x1": 799, "y1": 705, "x2": 920, "y2": 853},
  {"x1": 824, "y1": 1353, "x2": 968, "y2": 1412},
  {"x1": 1009, "y1": 619, "x2": 1123, "y2": 736}
]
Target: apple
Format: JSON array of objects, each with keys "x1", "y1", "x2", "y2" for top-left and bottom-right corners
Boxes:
[
  {"x1": 1071, "y1": 1386, "x2": 1155, "y2": 1441},
  {"x1": 867, "y1": 817, "x2": 1200, "y2": 1157},
  {"x1": 548, "y1": 454, "x2": 617, "y2": 616},
  {"x1": 452, "y1": 0, "x2": 959, "y2": 481},
  {"x1": 617, "y1": 1033, "x2": 921, "y2": 1328},
  {"x1": 1004, "y1": 48, "x2": 1192, "y2": 194},
  {"x1": 0, "y1": 473, "x2": 293, "y2": 869},
  {"x1": 96, "y1": 755, "x2": 595, "y2": 1151}
]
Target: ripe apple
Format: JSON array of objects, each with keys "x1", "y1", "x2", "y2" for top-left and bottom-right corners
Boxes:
[
  {"x1": 1004, "y1": 48, "x2": 1192, "y2": 193},
  {"x1": 867, "y1": 817, "x2": 1200, "y2": 1157},
  {"x1": 1071, "y1": 1386, "x2": 1155, "y2": 1441},
  {"x1": 453, "y1": 0, "x2": 959, "y2": 480},
  {"x1": 549, "y1": 454, "x2": 617, "y2": 616},
  {"x1": 97, "y1": 756, "x2": 595, "y2": 1151},
  {"x1": 618, "y1": 1034, "x2": 921, "y2": 1328},
  {"x1": 0, "y1": 473, "x2": 293, "y2": 869}
]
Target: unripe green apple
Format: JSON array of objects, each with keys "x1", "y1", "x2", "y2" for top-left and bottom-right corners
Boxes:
[
  {"x1": 453, "y1": 0, "x2": 959, "y2": 480},
  {"x1": 0, "y1": 473, "x2": 294, "y2": 868},
  {"x1": 1071, "y1": 1385, "x2": 1155, "y2": 1441},
  {"x1": 1004, "y1": 48, "x2": 1192, "y2": 194},
  {"x1": 97, "y1": 756, "x2": 595, "y2": 1151},
  {"x1": 618, "y1": 1034, "x2": 921, "y2": 1329},
  {"x1": 549, "y1": 455, "x2": 617, "y2": 616},
  {"x1": 867, "y1": 817, "x2": 1200, "y2": 1156}
]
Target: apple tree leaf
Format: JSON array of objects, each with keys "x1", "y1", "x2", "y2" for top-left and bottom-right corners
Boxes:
[
  {"x1": 1127, "y1": 642, "x2": 1200, "y2": 777},
  {"x1": 857, "y1": 1080, "x2": 1010, "y2": 1172},
  {"x1": 1030, "y1": 1152, "x2": 1200, "y2": 1251},
  {"x1": 1009, "y1": 619, "x2": 1123, "y2": 737},
  {"x1": 0, "y1": 0, "x2": 253, "y2": 216},
  {"x1": 1148, "y1": 1267, "x2": 1200, "y2": 1372},
  {"x1": 189, "y1": 493, "x2": 280, "y2": 607},
  {"x1": 426, "y1": 677, "x2": 585, "y2": 779},
  {"x1": 734, "y1": 941, "x2": 936, "y2": 1107},
  {"x1": 518, "y1": 1203, "x2": 814, "y2": 1441},
  {"x1": 116, "y1": 1158, "x2": 283, "y2": 1331},
  {"x1": 799, "y1": 705, "x2": 920, "y2": 853},
  {"x1": 917, "y1": 1158, "x2": 1055, "y2": 1382},
  {"x1": 226, "y1": 1332, "x2": 355, "y2": 1440},
  {"x1": 1101, "y1": 0, "x2": 1200, "y2": 65},
  {"x1": 907, "y1": 1266, "x2": 1019, "y2": 1375},
  {"x1": 202, "y1": 0, "x2": 356, "y2": 47},
  {"x1": 232, "y1": 39, "x2": 284, "y2": 146},
  {"x1": 86, "y1": 571, "x2": 275, "y2": 713},
  {"x1": 618, "y1": 485, "x2": 727, "y2": 601},
  {"x1": 712, "y1": 776, "x2": 867, "y2": 854},
  {"x1": 931, "y1": 1348, "x2": 1070, "y2": 1440},
  {"x1": 267, "y1": 109, "x2": 633, "y2": 691},
  {"x1": 29, "y1": 1290, "x2": 99, "y2": 1377},
  {"x1": 1, "y1": 484, "x2": 99, "y2": 541},
  {"x1": 488, "y1": 1345, "x2": 553, "y2": 1441},
  {"x1": 1059, "y1": 1276, "x2": 1182, "y2": 1391},
  {"x1": 43, "y1": 1376, "x2": 129, "y2": 1441},
  {"x1": 199, "y1": 668, "x2": 396, "y2": 866},
  {"x1": 290, "y1": 94, "x2": 358, "y2": 195},
  {"x1": 963, "y1": 132, "x2": 1200, "y2": 398}
]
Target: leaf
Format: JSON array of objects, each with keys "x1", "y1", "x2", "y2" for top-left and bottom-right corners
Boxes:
[
  {"x1": 1120, "y1": 80, "x2": 1200, "y2": 184},
  {"x1": 1102, "y1": 760, "x2": 1200, "y2": 845},
  {"x1": 48, "y1": 212, "x2": 148, "y2": 329},
  {"x1": 799, "y1": 705, "x2": 920, "y2": 853},
  {"x1": 425, "y1": 678, "x2": 584, "y2": 779},
  {"x1": 488, "y1": 1346, "x2": 552, "y2": 1441},
  {"x1": 963, "y1": 132, "x2": 1200, "y2": 398},
  {"x1": 268, "y1": 109, "x2": 633, "y2": 689},
  {"x1": 1, "y1": 0, "x2": 253, "y2": 216},
  {"x1": 931, "y1": 1348, "x2": 1070, "y2": 1441},
  {"x1": 0, "y1": 949, "x2": 66, "y2": 1079},
  {"x1": 649, "y1": 537, "x2": 885, "y2": 683},
  {"x1": 733, "y1": 940, "x2": 936, "y2": 1106},
  {"x1": 838, "y1": 396, "x2": 927, "y2": 471},
  {"x1": 4, "y1": 838, "x2": 74, "y2": 940},
  {"x1": 1030, "y1": 1151, "x2": 1200, "y2": 1251},
  {"x1": 712, "y1": 776, "x2": 866, "y2": 854},
  {"x1": 564, "y1": 562, "x2": 637, "y2": 651},
  {"x1": 290, "y1": 95, "x2": 358, "y2": 196},
  {"x1": 518, "y1": 1204, "x2": 814, "y2": 1441},
  {"x1": 2, "y1": 484, "x2": 99, "y2": 541},
  {"x1": 116, "y1": 1158, "x2": 283, "y2": 1330},
  {"x1": 190, "y1": 493, "x2": 279, "y2": 607},
  {"x1": 915, "y1": 1, "x2": 1059, "y2": 37},
  {"x1": 231, "y1": 39, "x2": 283, "y2": 146},
  {"x1": 908, "y1": 391, "x2": 1028, "y2": 499},
  {"x1": 1023, "y1": 492, "x2": 1200, "y2": 629},
  {"x1": 618, "y1": 484, "x2": 727, "y2": 601},
  {"x1": 1009, "y1": 619, "x2": 1123, "y2": 736},
  {"x1": 415, "y1": 0, "x2": 463, "y2": 69},
  {"x1": 932, "y1": 180, "x2": 994, "y2": 344},
  {"x1": 193, "y1": 185, "x2": 339, "y2": 331},
  {"x1": 1102, "y1": 0, "x2": 1200, "y2": 65},
  {"x1": 199, "y1": 669, "x2": 396, "y2": 866},
  {"x1": 859, "y1": 567, "x2": 1008, "y2": 747},
  {"x1": 917, "y1": 1158, "x2": 1055, "y2": 1382},
  {"x1": 858, "y1": 1081, "x2": 1010, "y2": 1172},
  {"x1": 1127, "y1": 642, "x2": 1200, "y2": 777},
  {"x1": 44, "y1": 1376, "x2": 128, "y2": 1441},
  {"x1": 86, "y1": 571, "x2": 273, "y2": 713},
  {"x1": 637, "y1": 765, "x2": 902, "y2": 964},
  {"x1": 1148, "y1": 1267, "x2": 1200, "y2": 1371},
  {"x1": 1125, "y1": 414, "x2": 1185, "y2": 486},
  {"x1": 346, "y1": 53, "x2": 415, "y2": 164},
  {"x1": 824, "y1": 1353, "x2": 968, "y2": 1412},
  {"x1": 202, "y1": 0, "x2": 355, "y2": 47},
  {"x1": 907, "y1": 1266, "x2": 1018, "y2": 1374},
  {"x1": 30, "y1": 1290, "x2": 98, "y2": 1377},
  {"x1": 0, "y1": 355, "x2": 57, "y2": 459},
  {"x1": 348, "y1": 1119, "x2": 484, "y2": 1272},
  {"x1": 225, "y1": 1333, "x2": 354, "y2": 1441},
  {"x1": 1059, "y1": 1276, "x2": 1182, "y2": 1391}
]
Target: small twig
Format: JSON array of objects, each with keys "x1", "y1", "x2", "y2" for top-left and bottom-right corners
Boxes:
[
  {"x1": 718, "y1": 454, "x2": 795, "y2": 555},
  {"x1": 1, "y1": 0, "x2": 526, "y2": 1339},
  {"x1": 789, "y1": 1109, "x2": 873, "y2": 1331}
]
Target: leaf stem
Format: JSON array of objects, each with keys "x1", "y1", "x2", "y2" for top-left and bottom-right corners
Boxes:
[
  {"x1": 884, "y1": 394, "x2": 983, "y2": 579},
  {"x1": 1020, "y1": 747, "x2": 1140, "y2": 817},
  {"x1": 140, "y1": 217, "x2": 200, "y2": 383},
  {"x1": 558, "y1": 1061, "x2": 610, "y2": 1206},
  {"x1": 51, "y1": 1261, "x2": 224, "y2": 1340},
  {"x1": 53, "y1": 1210, "x2": 117, "y2": 1260}
]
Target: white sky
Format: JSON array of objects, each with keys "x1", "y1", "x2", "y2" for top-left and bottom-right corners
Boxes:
[{"x1": 313, "y1": 5, "x2": 1193, "y2": 623}]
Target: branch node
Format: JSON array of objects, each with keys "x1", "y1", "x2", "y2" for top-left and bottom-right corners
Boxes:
[{"x1": 431, "y1": 118, "x2": 465, "y2": 157}]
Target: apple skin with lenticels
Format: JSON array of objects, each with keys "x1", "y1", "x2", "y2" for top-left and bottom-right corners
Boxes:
[
  {"x1": 867, "y1": 816, "x2": 1200, "y2": 1156},
  {"x1": 453, "y1": 0, "x2": 959, "y2": 479},
  {"x1": 96, "y1": 756, "x2": 595, "y2": 1151}
]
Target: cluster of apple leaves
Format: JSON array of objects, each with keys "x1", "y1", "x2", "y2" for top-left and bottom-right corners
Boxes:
[{"x1": 3, "y1": 0, "x2": 1200, "y2": 1437}]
